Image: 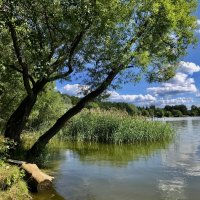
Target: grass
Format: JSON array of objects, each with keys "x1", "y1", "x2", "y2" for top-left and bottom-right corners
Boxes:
[
  {"x1": 0, "y1": 136, "x2": 31, "y2": 200},
  {"x1": 0, "y1": 163, "x2": 31, "y2": 200},
  {"x1": 0, "y1": 109, "x2": 173, "y2": 198},
  {"x1": 63, "y1": 109, "x2": 173, "y2": 144}
]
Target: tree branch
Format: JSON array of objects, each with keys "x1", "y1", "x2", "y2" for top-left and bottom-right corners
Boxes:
[
  {"x1": 49, "y1": 27, "x2": 89, "y2": 81},
  {"x1": 27, "y1": 68, "x2": 119, "y2": 156},
  {"x1": 47, "y1": 65, "x2": 73, "y2": 82},
  {"x1": 6, "y1": 20, "x2": 33, "y2": 97},
  {"x1": 7, "y1": 64, "x2": 36, "y2": 86}
]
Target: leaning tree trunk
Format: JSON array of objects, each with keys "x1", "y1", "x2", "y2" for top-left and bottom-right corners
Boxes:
[
  {"x1": 26, "y1": 70, "x2": 118, "y2": 159},
  {"x1": 4, "y1": 80, "x2": 47, "y2": 143},
  {"x1": 4, "y1": 96, "x2": 36, "y2": 143}
]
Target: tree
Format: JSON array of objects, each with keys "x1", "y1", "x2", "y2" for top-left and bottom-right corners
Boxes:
[
  {"x1": 164, "y1": 110, "x2": 172, "y2": 117},
  {"x1": 155, "y1": 108, "x2": 164, "y2": 118},
  {"x1": 172, "y1": 109, "x2": 183, "y2": 117},
  {"x1": 1, "y1": 0, "x2": 121, "y2": 142},
  {"x1": 0, "y1": 66, "x2": 25, "y2": 130},
  {"x1": 148, "y1": 109, "x2": 155, "y2": 117},
  {"x1": 190, "y1": 105, "x2": 200, "y2": 116},
  {"x1": 173, "y1": 105, "x2": 188, "y2": 116},
  {"x1": 0, "y1": 0, "x2": 197, "y2": 157},
  {"x1": 142, "y1": 109, "x2": 150, "y2": 117},
  {"x1": 27, "y1": 83, "x2": 69, "y2": 131}
]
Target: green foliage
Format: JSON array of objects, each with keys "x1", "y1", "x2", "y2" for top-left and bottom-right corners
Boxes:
[
  {"x1": 0, "y1": 136, "x2": 16, "y2": 160},
  {"x1": 190, "y1": 105, "x2": 200, "y2": 116},
  {"x1": 89, "y1": 101, "x2": 138, "y2": 116},
  {"x1": 164, "y1": 111, "x2": 172, "y2": 117},
  {"x1": 155, "y1": 108, "x2": 165, "y2": 118},
  {"x1": 0, "y1": 0, "x2": 197, "y2": 89},
  {"x1": 28, "y1": 83, "x2": 71, "y2": 131},
  {"x1": 0, "y1": 163, "x2": 30, "y2": 200},
  {"x1": 63, "y1": 110, "x2": 173, "y2": 144},
  {"x1": 141, "y1": 109, "x2": 150, "y2": 117},
  {"x1": 0, "y1": 136, "x2": 30, "y2": 200},
  {"x1": 172, "y1": 109, "x2": 183, "y2": 117},
  {"x1": 68, "y1": 95, "x2": 200, "y2": 118},
  {"x1": 86, "y1": 102, "x2": 99, "y2": 110},
  {"x1": 0, "y1": 67, "x2": 25, "y2": 129},
  {"x1": 0, "y1": 0, "x2": 197, "y2": 155}
]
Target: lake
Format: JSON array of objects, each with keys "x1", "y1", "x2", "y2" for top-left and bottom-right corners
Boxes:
[{"x1": 32, "y1": 117, "x2": 200, "y2": 200}]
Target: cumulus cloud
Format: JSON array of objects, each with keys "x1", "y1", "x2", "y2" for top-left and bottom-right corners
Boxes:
[
  {"x1": 178, "y1": 61, "x2": 200, "y2": 74},
  {"x1": 60, "y1": 61, "x2": 200, "y2": 107},
  {"x1": 62, "y1": 84, "x2": 89, "y2": 97},
  {"x1": 195, "y1": 19, "x2": 200, "y2": 33},
  {"x1": 196, "y1": 92, "x2": 200, "y2": 97},
  {"x1": 108, "y1": 91, "x2": 156, "y2": 104},
  {"x1": 158, "y1": 97, "x2": 193, "y2": 106},
  {"x1": 148, "y1": 75, "x2": 197, "y2": 96},
  {"x1": 147, "y1": 61, "x2": 200, "y2": 97},
  {"x1": 62, "y1": 84, "x2": 156, "y2": 104}
]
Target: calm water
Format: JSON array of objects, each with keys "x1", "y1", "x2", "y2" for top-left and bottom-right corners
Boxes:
[{"x1": 33, "y1": 117, "x2": 200, "y2": 200}]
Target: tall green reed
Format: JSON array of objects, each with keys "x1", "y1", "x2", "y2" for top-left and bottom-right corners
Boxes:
[{"x1": 63, "y1": 109, "x2": 173, "y2": 144}]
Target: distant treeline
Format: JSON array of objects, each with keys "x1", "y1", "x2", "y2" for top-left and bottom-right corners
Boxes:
[{"x1": 63, "y1": 94, "x2": 200, "y2": 118}]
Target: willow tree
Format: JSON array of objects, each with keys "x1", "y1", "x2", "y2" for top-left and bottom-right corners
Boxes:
[{"x1": 0, "y1": 0, "x2": 197, "y2": 155}]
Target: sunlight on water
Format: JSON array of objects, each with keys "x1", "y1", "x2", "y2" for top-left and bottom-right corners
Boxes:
[{"x1": 32, "y1": 117, "x2": 200, "y2": 200}]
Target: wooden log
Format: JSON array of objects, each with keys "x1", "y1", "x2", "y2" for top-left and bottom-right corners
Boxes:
[
  {"x1": 7, "y1": 159, "x2": 24, "y2": 165},
  {"x1": 7, "y1": 159, "x2": 54, "y2": 192}
]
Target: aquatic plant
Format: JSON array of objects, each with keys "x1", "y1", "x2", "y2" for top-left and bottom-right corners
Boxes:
[{"x1": 63, "y1": 110, "x2": 173, "y2": 144}]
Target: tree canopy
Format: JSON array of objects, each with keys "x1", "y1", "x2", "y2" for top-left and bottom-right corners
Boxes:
[{"x1": 0, "y1": 0, "x2": 198, "y2": 157}]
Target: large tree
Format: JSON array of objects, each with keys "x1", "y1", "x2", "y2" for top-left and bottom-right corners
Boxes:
[
  {"x1": 0, "y1": 0, "x2": 105, "y2": 142},
  {"x1": 0, "y1": 0, "x2": 197, "y2": 156}
]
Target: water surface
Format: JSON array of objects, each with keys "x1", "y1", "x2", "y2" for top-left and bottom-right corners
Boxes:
[{"x1": 33, "y1": 117, "x2": 200, "y2": 200}]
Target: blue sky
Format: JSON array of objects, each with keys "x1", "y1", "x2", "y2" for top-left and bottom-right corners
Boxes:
[{"x1": 57, "y1": 2, "x2": 200, "y2": 108}]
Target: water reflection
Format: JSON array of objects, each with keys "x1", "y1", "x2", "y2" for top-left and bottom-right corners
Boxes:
[
  {"x1": 64, "y1": 141, "x2": 170, "y2": 167},
  {"x1": 31, "y1": 187, "x2": 65, "y2": 200},
  {"x1": 158, "y1": 178, "x2": 186, "y2": 200},
  {"x1": 158, "y1": 118, "x2": 200, "y2": 200},
  {"x1": 32, "y1": 117, "x2": 200, "y2": 200}
]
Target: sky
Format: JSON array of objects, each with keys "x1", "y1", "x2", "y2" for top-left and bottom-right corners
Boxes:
[{"x1": 57, "y1": 2, "x2": 200, "y2": 108}]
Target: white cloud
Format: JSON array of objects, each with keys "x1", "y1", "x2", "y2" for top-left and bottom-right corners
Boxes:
[
  {"x1": 108, "y1": 91, "x2": 156, "y2": 103},
  {"x1": 147, "y1": 62, "x2": 200, "y2": 97},
  {"x1": 148, "y1": 77, "x2": 197, "y2": 97},
  {"x1": 62, "y1": 84, "x2": 89, "y2": 97},
  {"x1": 195, "y1": 19, "x2": 200, "y2": 33},
  {"x1": 158, "y1": 97, "x2": 193, "y2": 106},
  {"x1": 178, "y1": 61, "x2": 200, "y2": 74},
  {"x1": 60, "y1": 61, "x2": 200, "y2": 108},
  {"x1": 196, "y1": 92, "x2": 200, "y2": 98},
  {"x1": 62, "y1": 84, "x2": 156, "y2": 104},
  {"x1": 62, "y1": 84, "x2": 81, "y2": 96}
]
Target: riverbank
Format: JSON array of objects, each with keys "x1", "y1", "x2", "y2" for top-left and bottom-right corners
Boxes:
[
  {"x1": 0, "y1": 110, "x2": 173, "y2": 198},
  {"x1": 0, "y1": 136, "x2": 31, "y2": 200}
]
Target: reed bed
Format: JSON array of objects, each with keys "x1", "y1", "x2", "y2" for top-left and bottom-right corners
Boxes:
[{"x1": 64, "y1": 110, "x2": 173, "y2": 144}]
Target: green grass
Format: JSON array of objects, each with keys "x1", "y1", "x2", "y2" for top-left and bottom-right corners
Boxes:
[
  {"x1": 63, "y1": 110, "x2": 173, "y2": 144},
  {"x1": 0, "y1": 136, "x2": 31, "y2": 200}
]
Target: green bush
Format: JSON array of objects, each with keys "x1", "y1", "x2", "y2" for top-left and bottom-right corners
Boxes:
[{"x1": 0, "y1": 136, "x2": 16, "y2": 160}]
